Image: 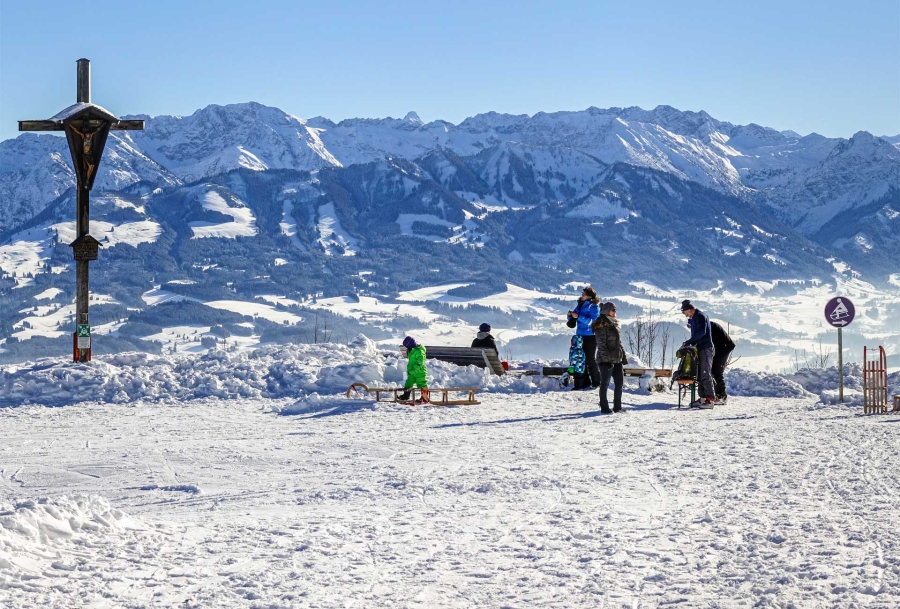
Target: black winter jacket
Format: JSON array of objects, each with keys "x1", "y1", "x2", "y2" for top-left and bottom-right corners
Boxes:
[
  {"x1": 710, "y1": 321, "x2": 735, "y2": 355},
  {"x1": 590, "y1": 315, "x2": 627, "y2": 364},
  {"x1": 471, "y1": 332, "x2": 498, "y2": 352}
]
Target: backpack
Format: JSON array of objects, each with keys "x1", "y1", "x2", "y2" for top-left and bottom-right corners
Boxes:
[
  {"x1": 671, "y1": 345, "x2": 698, "y2": 385},
  {"x1": 568, "y1": 336, "x2": 586, "y2": 374}
]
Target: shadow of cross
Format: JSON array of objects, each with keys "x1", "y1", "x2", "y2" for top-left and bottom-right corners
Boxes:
[{"x1": 18, "y1": 58, "x2": 144, "y2": 363}]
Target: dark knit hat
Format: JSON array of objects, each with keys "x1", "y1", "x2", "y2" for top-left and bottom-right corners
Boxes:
[
  {"x1": 402, "y1": 336, "x2": 417, "y2": 350},
  {"x1": 479, "y1": 323, "x2": 491, "y2": 332},
  {"x1": 600, "y1": 301, "x2": 617, "y2": 314},
  {"x1": 681, "y1": 299, "x2": 695, "y2": 312}
]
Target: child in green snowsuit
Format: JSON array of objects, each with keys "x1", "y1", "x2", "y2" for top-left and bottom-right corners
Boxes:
[{"x1": 399, "y1": 336, "x2": 428, "y2": 401}]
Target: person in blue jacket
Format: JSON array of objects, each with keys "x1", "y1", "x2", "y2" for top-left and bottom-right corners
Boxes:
[
  {"x1": 567, "y1": 286, "x2": 602, "y2": 389},
  {"x1": 681, "y1": 299, "x2": 716, "y2": 408}
]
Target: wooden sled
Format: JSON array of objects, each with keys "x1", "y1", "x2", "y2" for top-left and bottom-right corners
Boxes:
[
  {"x1": 862, "y1": 346, "x2": 890, "y2": 414},
  {"x1": 346, "y1": 383, "x2": 481, "y2": 406},
  {"x1": 674, "y1": 379, "x2": 697, "y2": 408}
]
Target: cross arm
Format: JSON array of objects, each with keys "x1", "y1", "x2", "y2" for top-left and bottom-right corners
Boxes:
[
  {"x1": 111, "y1": 120, "x2": 144, "y2": 131},
  {"x1": 19, "y1": 119, "x2": 144, "y2": 132},
  {"x1": 19, "y1": 120, "x2": 65, "y2": 132}
]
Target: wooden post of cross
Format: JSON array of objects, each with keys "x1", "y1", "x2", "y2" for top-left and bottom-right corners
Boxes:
[{"x1": 18, "y1": 59, "x2": 144, "y2": 362}]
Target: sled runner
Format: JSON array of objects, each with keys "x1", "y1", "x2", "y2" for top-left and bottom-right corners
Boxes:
[
  {"x1": 346, "y1": 383, "x2": 481, "y2": 405},
  {"x1": 670, "y1": 346, "x2": 698, "y2": 408},
  {"x1": 542, "y1": 366, "x2": 672, "y2": 378}
]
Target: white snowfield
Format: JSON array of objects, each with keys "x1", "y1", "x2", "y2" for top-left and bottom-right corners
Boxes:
[
  {"x1": 1, "y1": 363, "x2": 899, "y2": 607},
  {"x1": 190, "y1": 190, "x2": 258, "y2": 239}
]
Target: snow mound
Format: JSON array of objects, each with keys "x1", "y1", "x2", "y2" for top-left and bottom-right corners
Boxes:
[
  {"x1": 784, "y1": 364, "x2": 900, "y2": 406},
  {"x1": 725, "y1": 368, "x2": 813, "y2": 399},
  {"x1": 0, "y1": 496, "x2": 148, "y2": 592},
  {"x1": 0, "y1": 339, "x2": 536, "y2": 407}
]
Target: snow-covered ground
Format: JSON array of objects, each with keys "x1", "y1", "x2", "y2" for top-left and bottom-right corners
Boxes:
[{"x1": 2, "y1": 383, "x2": 899, "y2": 607}]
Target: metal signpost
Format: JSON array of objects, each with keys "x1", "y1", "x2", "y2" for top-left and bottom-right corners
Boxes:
[
  {"x1": 824, "y1": 297, "x2": 856, "y2": 402},
  {"x1": 19, "y1": 59, "x2": 144, "y2": 362}
]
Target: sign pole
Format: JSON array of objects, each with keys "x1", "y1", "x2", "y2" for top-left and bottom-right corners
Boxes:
[
  {"x1": 838, "y1": 327, "x2": 843, "y2": 403},
  {"x1": 824, "y1": 296, "x2": 855, "y2": 405}
]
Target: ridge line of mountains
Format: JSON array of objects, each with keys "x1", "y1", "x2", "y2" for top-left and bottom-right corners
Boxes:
[
  {"x1": 1, "y1": 101, "x2": 898, "y2": 363},
  {"x1": 2, "y1": 101, "x2": 898, "y2": 278}
]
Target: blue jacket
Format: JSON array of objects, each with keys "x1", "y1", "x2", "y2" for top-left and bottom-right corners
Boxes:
[
  {"x1": 685, "y1": 309, "x2": 714, "y2": 351},
  {"x1": 573, "y1": 300, "x2": 600, "y2": 337}
]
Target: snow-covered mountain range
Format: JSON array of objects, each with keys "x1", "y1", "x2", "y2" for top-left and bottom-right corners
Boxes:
[
  {"x1": 1, "y1": 102, "x2": 898, "y2": 364},
  {"x1": 3, "y1": 102, "x2": 898, "y2": 269}
]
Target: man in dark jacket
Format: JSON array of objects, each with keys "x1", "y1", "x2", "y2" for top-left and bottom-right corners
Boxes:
[
  {"x1": 471, "y1": 323, "x2": 498, "y2": 352},
  {"x1": 710, "y1": 321, "x2": 735, "y2": 402},
  {"x1": 681, "y1": 300, "x2": 716, "y2": 408}
]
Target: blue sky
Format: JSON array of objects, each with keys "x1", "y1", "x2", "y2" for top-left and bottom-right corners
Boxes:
[{"x1": 1, "y1": 0, "x2": 898, "y2": 142}]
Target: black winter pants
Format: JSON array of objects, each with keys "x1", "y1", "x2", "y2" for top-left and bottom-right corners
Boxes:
[
  {"x1": 598, "y1": 363, "x2": 624, "y2": 412},
  {"x1": 712, "y1": 351, "x2": 730, "y2": 399},
  {"x1": 580, "y1": 335, "x2": 602, "y2": 388}
]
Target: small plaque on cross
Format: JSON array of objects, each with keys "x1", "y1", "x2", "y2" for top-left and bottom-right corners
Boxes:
[{"x1": 71, "y1": 235, "x2": 102, "y2": 261}]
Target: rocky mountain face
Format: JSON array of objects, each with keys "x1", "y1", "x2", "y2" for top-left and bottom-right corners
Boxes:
[{"x1": 2, "y1": 102, "x2": 898, "y2": 280}]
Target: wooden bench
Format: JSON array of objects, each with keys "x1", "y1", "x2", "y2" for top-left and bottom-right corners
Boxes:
[
  {"x1": 401, "y1": 346, "x2": 505, "y2": 376},
  {"x1": 346, "y1": 383, "x2": 480, "y2": 405},
  {"x1": 541, "y1": 366, "x2": 672, "y2": 378}
]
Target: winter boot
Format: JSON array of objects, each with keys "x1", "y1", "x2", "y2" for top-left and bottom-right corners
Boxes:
[
  {"x1": 699, "y1": 397, "x2": 714, "y2": 410},
  {"x1": 398, "y1": 390, "x2": 411, "y2": 401}
]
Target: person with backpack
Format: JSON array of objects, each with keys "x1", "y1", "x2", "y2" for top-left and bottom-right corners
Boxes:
[
  {"x1": 710, "y1": 321, "x2": 735, "y2": 402},
  {"x1": 398, "y1": 336, "x2": 429, "y2": 403},
  {"x1": 680, "y1": 300, "x2": 716, "y2": 409},
  {"x1": 566, "y1": 286, "x2": 601, "y2": 390},
  {"x1": 471, "y1": 323, "x2": 498, "y2": 352},
  {"x1": 591, "y1": 301, "x2": 628, "y2": 414}
]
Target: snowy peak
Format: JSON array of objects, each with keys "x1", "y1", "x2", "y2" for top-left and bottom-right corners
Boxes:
[
  {"x1": 129, "y1": 102, "x2": 341, "y2": 182},
  {"x1": 726, "y1": 123, "x2": 789, "y2": 150},
  {"x1": 826, "y1": 131, "x2": 900, "y2": 162}
]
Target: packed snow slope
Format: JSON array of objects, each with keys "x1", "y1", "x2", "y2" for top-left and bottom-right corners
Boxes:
[{"x1": 2, "y1": 386, "x2": 899, "y2": 607}]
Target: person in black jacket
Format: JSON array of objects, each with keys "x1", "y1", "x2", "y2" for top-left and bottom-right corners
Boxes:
[
  {"x1": 471, "y1": 323, "x2": 498, "y2": 352},
  {"x1": 710, "y1": 321, "x2": 735, "y2": 402},
  {"x1": 591, "y1": 301, "x2": 628, "y2": 414}
]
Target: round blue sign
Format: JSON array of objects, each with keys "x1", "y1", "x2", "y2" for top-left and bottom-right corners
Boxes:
[{"x1": 824, "y1": 297, "x2": 855, "y2": 328}]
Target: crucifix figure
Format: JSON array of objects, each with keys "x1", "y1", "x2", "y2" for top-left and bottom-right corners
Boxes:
[{"x1": 19, "y1": 59, "x2": 144, "y2": 362}]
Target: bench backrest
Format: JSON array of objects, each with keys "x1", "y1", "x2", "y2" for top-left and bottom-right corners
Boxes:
[{"x1": 401, "y1": 346, "x2": 505, "y2": 376}]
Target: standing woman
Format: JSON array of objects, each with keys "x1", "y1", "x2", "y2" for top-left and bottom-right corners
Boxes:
[
  {"x1": 591, "y1": 301, "x2": 627, "y2": 413},
  {"x1": 567, "y1": 286, "x2": 602, "y2": 389}
]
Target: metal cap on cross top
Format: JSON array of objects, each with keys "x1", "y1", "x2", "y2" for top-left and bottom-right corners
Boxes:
[{"x1": 19, "y1": 59, "x2": 144, "y2": 363}]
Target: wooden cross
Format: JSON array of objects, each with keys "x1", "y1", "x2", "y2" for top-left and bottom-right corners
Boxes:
[{"x1": 19, "y1": 59, "x2": 144, "y2": 363}]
